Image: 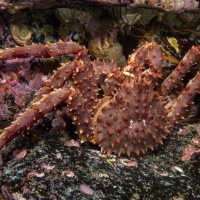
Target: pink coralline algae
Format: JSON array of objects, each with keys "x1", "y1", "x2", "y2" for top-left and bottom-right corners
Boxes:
[
  {"x1": 79, "y1": 184, "x2": 94, "y2": 196},
  {"x1": 61, "y1": 170, "x2": 75, "y2": 177},
  {"x1": 3, "y1": 58, "x2": 31, "y2": 73},
  {"x1": 183, "y1": 0, "x2": 199, "y2": 10},
  {"x1": 12, "y1": 72, "x2": 47, "y2": 106},
  {"x1": 0, "y1": 58, "x2": 32, "y2": 96},
  {"x1": 0, "y1": 71, "x2": 18, "y2": 86},
  {"x1": 0, "y1": 58, "x2": 47, "y2": 120},
  {"x1": 0, "y1": 103, "x2": 12, "y2": 119},
  {"x1": 27, "y1": 172, "x2": 45, "y2": 178},
  {"x1": 41, "y1": 165, "x2": 55, "y2": 170},
  {"x1": 13, "y1": 149, "x2": 27, "y2": 160},
  {"x1": 182, "y1": 145, "x2": 200, "y2": 161},
  {"x1": 120, "y1": 158, "x2": 138, "y2": 167},
  {"x1": 0, "y1": 83, "x2": 12, "y2": 101}
]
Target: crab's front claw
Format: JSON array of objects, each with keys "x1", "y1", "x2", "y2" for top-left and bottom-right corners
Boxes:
[{"x1": 0, "y1": 88, "x2": 74, "y2": 150}]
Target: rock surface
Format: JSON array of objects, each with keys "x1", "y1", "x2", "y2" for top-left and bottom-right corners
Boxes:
[{"x1": 0, "y1": 121, "x2": 200, "y2": 199}]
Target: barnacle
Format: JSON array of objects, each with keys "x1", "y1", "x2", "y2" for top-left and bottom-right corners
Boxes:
[
  {"x1": 11, "y1": 24, "x2": 32, "y2": 46},
  {"x1": 56, "y1": 8, "x2": 92, "y2": 25}
]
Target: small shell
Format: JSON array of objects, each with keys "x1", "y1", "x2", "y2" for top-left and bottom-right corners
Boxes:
[
  {"x1": 42, "y1": 165, "x2": 55, "y2": 170},
  {"x1": 27, "y1": 172, "x2": 45, "y2": 178},
  {"x1": 120, "y1": 158, "x2": 138, "y2": 167},
  {"x1": 65, "y1": 140, "x2": 80, "y2": 147},
  {"x1": 79, "y1": 184, "x2": 94, "y2": 196},
  {"x1": 11, "y1": 24, "x2": 32, "y2": 46},
  {"x1": 13, "y1": 149, "x2": 27, "y2": 160},
  {"x1": 61, "y1": 170, "x2": 75, "y2": 177}
]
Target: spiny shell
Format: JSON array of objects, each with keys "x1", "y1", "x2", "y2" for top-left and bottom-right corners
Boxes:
[{"x1": 93, "y1": 78, "x2": 169, "y2": 157}]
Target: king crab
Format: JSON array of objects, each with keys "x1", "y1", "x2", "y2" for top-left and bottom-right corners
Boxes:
[{"x1": 0, "y1": 41, "x2": 199, "y2": 156}]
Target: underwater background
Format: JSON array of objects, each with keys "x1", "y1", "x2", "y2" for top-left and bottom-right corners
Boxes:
[{"x1": 0, "y1": 1, "x2": 200, "y2": 199}]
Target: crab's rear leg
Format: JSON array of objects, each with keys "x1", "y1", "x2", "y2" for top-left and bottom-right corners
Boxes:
[
  {"x1": 168, "y1": 72, "x2": 200, "y2": 124},
  {"x1": 160, "y1": 45, "x2": 200, "y2": 95},
  {"x1": 158, "y1": 45, "x2": 200, "y2": 123}
]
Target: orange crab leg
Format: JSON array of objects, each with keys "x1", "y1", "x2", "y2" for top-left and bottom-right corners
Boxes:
[{"x1": 0, "y1": 41, "x2": 85, "y2": 60}]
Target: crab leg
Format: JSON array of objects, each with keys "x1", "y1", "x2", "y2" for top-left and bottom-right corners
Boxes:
[
  {"x1": 123, "y1": 42, "x2": 163, "y2": 76},
  {"x1": 168, "y1": 72, "x2": 200, "y2": 124},
  {"x1": 66, "y1": 60, "x2": 119, "y2": 142},
  {"x1": 32, "y1": 61, "x2": 78, "y2": 102},
  {"x1": 0, "y1": 88, "x2": 75, "y2": 150},
  {"x1": 0, "y1": 41, "x2": 85, "y2": 60},
  {"x1": 0, "y1": 61, "x2": 79, "y2": 150},
  {"x1": 160, "y1": 45, "x2": 200, "y2": 95}
]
